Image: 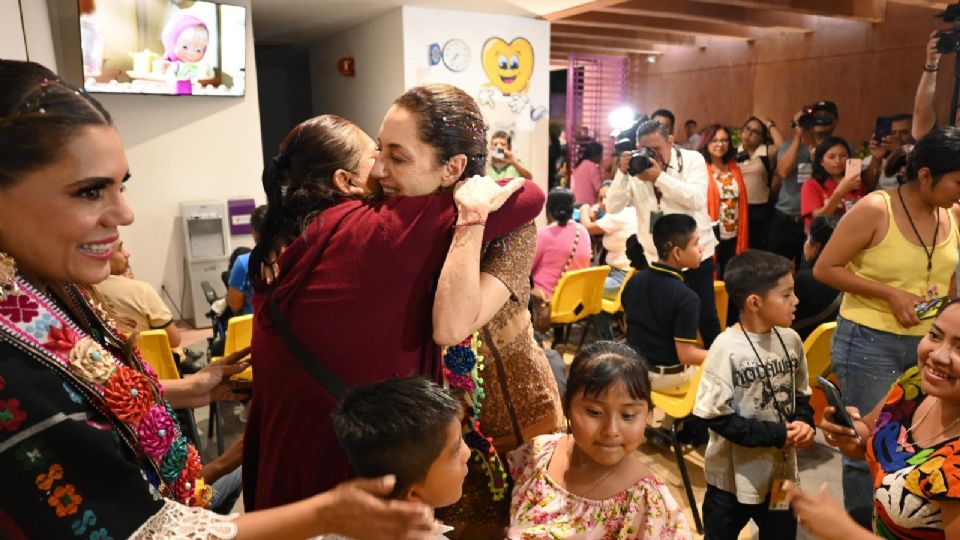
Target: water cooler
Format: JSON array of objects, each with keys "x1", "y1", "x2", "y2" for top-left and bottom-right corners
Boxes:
[{"x1": 180, "y1": 201, "x2": 230, "y2": 328}]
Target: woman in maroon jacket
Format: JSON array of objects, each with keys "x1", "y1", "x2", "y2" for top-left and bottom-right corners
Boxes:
[{"x1": 243, "y1": 88, "x2": 544, "y2": 510}]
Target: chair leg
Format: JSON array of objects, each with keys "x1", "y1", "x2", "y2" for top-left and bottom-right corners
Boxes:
[
  {"x1": 207, "y1": 402, "x2": 217, "y2": 441},
  {"x1": 215, "y1": 403, "x2": 225, "y2": 455},
  {"x1": 671, "y1": 421, "x2": 704, "y2": 534},
  {"x1": 576, "y1": 321, "x2": 591, "y2": 352}
]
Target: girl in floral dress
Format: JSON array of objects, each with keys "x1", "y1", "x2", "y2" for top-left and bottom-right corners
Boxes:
[{"x1": 507, "y1": 341, "x2": 691, "y2": 539}]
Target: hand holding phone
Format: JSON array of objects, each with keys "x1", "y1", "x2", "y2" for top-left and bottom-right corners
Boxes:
[
  {"x1": 817, "y1": 376, "x2": 858, "y2": 432},
  {"x1": 844, "y1": 158, "x2": 862, "y2": 180}
]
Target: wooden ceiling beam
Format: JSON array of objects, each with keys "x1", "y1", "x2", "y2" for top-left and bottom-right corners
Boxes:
[
  {"x1": 551, "y1": 22, "x2": 699, "y2": 45},
  {"x1": 555, "y1": 10, "x2": 758, "y2": 40},
  {"x1": 552, "y1": 34, "x2": 665, "y2": 51},
  {"x1": 887, "y1": 0, "x2": 949, "y2": 10},
  {"x1": 691, "y1": 0, "x2": 886, "y2": 23},
  {"x1": 596, "y1": 0, "x2": 813, "y2": 33},
  {"x1": 552, "y1": 45, "x2": 630, "y2": 58},
  {"x1": 552, "y1": 40, "x2": 663, "y2": 55},
  {"x1": 543, "y1": 0, "x2": 632, "y2": 21}
]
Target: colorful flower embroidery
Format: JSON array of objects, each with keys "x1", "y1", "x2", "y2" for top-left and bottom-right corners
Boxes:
[
  {"x1": 89, "y1": 528, "x2": 113, "y2": 540},
  {"x1": 35, "y1": 463, "x2": 64, "y2": 490},
  {"x1": 138, "y1": 405, "x2": 178, "y2": 460},
  {"x1": 102, "y1": 366, "x2": 152, "y2": 424},
  {"x1": 48, "y1": 484, "x2": 82, "y2": 517},
  {"x1": 24, "y1": 311, "x2": 56, "y2": 340},
  {"x1": 62, "y1": 382, "x2": 84, "y2": 404},
  {"x1": 0, "y1": 293, "x2": 39, "y2": 323},
  {"x1": 71, "y1": 509, "x2": 97, "y2": 535},
  {"x1": 0, "y1": 397, "x2": 27, "y2": 431},
  {"x1": 67, "y1": 337, "x2": 115, "y2": 385},
  {"x1": 15, "y1": 440, "x2": 48, "y2": 471}
]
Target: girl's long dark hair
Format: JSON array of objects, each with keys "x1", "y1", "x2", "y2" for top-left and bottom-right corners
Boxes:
[
  {"x1": 811, "y1": 136, "x2": 852, "y2": 184},
  {"x1": 249, "y1": 115, "x2": 365, "y2": 288}
]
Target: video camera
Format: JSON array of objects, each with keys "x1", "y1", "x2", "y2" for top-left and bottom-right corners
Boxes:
[
  {"x1": 791, "y1": 104, "x2": 835, "y2": 129},
  {"x1": 936, "y1": 2, "x2": 960, "y2": 54}
]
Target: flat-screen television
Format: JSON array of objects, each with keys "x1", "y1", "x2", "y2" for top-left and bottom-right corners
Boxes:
[{"x1": 78, "y1": 0, "x2": 246, "y2": 96}]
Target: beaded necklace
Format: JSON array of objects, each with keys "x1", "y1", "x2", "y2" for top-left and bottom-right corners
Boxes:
[{"x1": 0, "y1": 273, "x2": 209, "y2": 507}]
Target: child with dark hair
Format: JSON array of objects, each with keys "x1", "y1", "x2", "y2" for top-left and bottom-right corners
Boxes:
[
  {"x1": 508, "y1": 341, "x2": 691, "y2": 539},
  {"x1": 532, "y1": 187, "x2": 592, "y2": 298},
  {"x1": 328, "y1": 377, "x2": 469, "y2": 539},
  {"x1": 694, "y1": 250, "x2": 816, "y2": 540},
  {"x1": 571, "y1": 140, "x2": 605, "y2": 205},
  {"x1": 622, "y1": 214, "x2": 707, "y2": 393}
]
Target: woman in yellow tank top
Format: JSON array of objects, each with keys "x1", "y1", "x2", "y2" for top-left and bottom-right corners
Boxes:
[{"x1": 814, "y1": 127, "x2": 960, "y2": 527}]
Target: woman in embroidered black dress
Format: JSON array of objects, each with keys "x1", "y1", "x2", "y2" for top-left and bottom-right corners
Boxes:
[{"x1": 0, "y1": 60, "x2": 438, "y2": 539}]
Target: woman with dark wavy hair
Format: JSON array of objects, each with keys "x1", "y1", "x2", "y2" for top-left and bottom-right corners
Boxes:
[{"x1": 243, "y1": 85, "x2": 544, "y2": 511}]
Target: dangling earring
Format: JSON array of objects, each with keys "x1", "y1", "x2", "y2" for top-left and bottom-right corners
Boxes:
[{"x1": 0, "y1": 252, "x2": 21, "y2": 300}]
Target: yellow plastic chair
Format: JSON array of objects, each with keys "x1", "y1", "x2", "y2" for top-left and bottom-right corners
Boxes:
[
  {"x1": 208, "y1": 314, "x2": 253, "y2": 453},
  {"x1": 550, "y1": 266, "x2": 610, "y2": 351},
  {"x1": 601, "y1": 267, "x2": 637, "y2": 315},
  {"x1": 804, "y1": 321, "x2": 837, "y2": 425},
  {"x1": 650, "y1": 364, "x2": 705, "y2": 534},
  {"x1": 714, "y1": 280, "x2": 728, "y2": 330},
  {"x1": 137, "y1": 330, "x2": 180, "y2": 380},
  {"x1": 211, "y1": 314, "x2": 254, "y2": 381}
]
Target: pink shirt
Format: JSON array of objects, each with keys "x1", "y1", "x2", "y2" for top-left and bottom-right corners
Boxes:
[
  {"x1": 571, "y1": 160, "x2": 602, "y2": 205},
  {"x1": 532, "y1": 222, "x2": 592, "y2": 297}
]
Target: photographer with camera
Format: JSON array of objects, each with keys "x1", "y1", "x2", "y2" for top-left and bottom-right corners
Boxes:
[
  {"x1": 607, "y1": 119, "x2": 722, "y2": 347},
  {"x1": 770, "y1": 100, "x2": 839, "y2": 268},
  {"x1": 864, "y1": 114, "x2": 913, "y2": 191},
  {"x1": 737, "y1": 115, "x2": 784, "y2": 250},
  {"x1": 486, "y1": 130, "x2": 533, "y2": 181}
]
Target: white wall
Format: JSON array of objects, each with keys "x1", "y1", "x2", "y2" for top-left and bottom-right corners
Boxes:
[
  {"x1": 401, "y1": 6, "x2": 551, "y2": 202},
  {"x1": 1, "y1": 0, "x2": 28, "y2": 60},
  {"x1": 17, "y1": 0, "x2": 263, "y2": 323},
  {"x1": 309, "y1": 9, "x2": 405, "y2": 137}
]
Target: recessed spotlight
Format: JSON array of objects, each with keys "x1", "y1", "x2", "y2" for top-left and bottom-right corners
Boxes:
[{"x1": 646, "y1": 54, "x2": 657, "y2": 63}]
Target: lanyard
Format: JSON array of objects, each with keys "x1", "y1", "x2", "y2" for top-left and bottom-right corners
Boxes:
[{"x1": 739, "y1": 326, "x2": 795, "y2": 423}]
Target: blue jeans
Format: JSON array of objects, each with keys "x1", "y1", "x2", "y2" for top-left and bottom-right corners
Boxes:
[
  {"x1": 830, "y1": 316, "x2": 920, "y2": 528},
  {"x1": 603, "y1": 267, "x2": 628, "y2": 300},
  {"x1": 210, "y1": 466, "x2": 243, "y2": 514}
]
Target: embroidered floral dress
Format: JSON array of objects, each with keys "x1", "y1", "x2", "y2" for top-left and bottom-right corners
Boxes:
[
  {"x1": 867, "y1": 366, "x2": 960, "y2": 539},
  {"x1": 712, "y1": 169, "x2": 740, "y2": 240},
  {"x1": 0, "y1": 279, "x2": 236, "y2": 539},
  {"x1": 507, "y1": 433, "x2": 692, "y2": 540}
]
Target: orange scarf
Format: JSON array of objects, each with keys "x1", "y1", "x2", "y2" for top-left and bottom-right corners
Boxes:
[{"x1": 706, "y1": 161, "x2": 750, "y2": 255}]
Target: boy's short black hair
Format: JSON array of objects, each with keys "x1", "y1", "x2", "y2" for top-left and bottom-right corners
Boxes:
[
  {"x1": 332, "y1": 377, "x2": 461, "y2": 499},
  {"x1": 565, "y1": 341, "x2": 651, "y2": 411},
  {"x1": 724, "y1": 250, "x2": 794, "y2": 309},
  {"x1": 490, "y1": 130, "x2": 511, "y2": 146},
  {"x1": 651, "y1": 108, "x2": 676, "y2": 129},
  {"x1": 653, "y1": 213, "x2": 697, "y2": 260}
]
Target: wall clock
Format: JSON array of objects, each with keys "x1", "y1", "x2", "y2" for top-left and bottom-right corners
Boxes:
[{"x1": 442, "y1": 38, "x2": 470, "y2": 72}]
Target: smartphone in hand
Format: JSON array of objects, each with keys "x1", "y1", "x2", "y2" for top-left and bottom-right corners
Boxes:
[
  {"x1": 845, "y1": 158, "x2": 863, "y2": 179},
  {"x1": 817, "y1": 376, "x2": 856, "y2": 430}
]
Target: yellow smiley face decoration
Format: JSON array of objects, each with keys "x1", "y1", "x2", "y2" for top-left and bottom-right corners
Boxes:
[{"x1": 482, "y1": 37, "x2": 534, "y2": 96}]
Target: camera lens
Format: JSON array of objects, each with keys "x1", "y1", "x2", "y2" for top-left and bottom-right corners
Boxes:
[
  {"x1": 628, "y1": 147, "x2": 658, "y2": 176},
  {"x1": 937, "y1": 30, "x2": 960, "y2": 54}
]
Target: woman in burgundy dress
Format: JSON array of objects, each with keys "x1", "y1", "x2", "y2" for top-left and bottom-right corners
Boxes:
[{"x1": 243, "y1": 89, "x2": 544, "y2": 510}]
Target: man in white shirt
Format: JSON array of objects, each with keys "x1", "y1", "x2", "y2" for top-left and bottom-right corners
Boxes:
[{"x1": 607, "y1": 119, "x2": 722, "y2": 347}]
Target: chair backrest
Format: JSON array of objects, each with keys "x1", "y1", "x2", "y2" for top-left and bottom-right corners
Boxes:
[
  {"x1": 224, "y1": 314, "x2": 254, "y2": 356},
  {"x1": 803, "y1": 321, "x2": 836, "y2": 387},
  {"x1": 651, "y1": 363, "x2": 705, "y2": 418},
  {"x1": 137, "y1": 330, "x2": 180, "y2": 380},
  {"x1": 550, "y1": 266, "x2": 611, "y2": 324},
  {"x1": 607, "y1": 267, "x2": 637, "y2": 312},
  {"x1": 714, "y1": 281, "x2": 729, "y2": 330}
]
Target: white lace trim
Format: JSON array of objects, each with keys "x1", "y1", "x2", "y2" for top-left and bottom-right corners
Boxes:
[{"x1": 129, "y1": 500, "x2": 238, "y2": 539}]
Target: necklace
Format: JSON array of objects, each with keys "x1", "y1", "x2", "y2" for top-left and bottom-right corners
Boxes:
[
  {"x1": 566, "y1": 434, "x2": 625, "y2": 499},
  {"x1": 897, "y1": 397, "x2": 960, "y2": 452},
  {"x1": 897, "y1": 184, "x2": 939, "y2": 280}
]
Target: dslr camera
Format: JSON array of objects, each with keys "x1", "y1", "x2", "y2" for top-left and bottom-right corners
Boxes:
[
  {"x1": 627, "y1": 147, "x2": 660, "y2": 176},
  {"x1": 936, "y1": 2, "x2": 960, "y2": 54},
  {"x1": 792, "y1": 104, "x2": 834, "y2": 129}
]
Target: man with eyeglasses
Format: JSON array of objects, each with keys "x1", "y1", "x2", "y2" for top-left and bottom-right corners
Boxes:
[
  {"x1": 771, "y1": 100, "x2": 839, "y2": 268},
  {"x1": 608, "y1": 118, "x2": 721, "y2": 347},
  {"x1": 737, "y1": 116, "x2": 785, "y2": 250}
]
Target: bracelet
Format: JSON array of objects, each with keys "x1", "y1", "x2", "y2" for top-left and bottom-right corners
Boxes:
[
  {"x1": 455, "y1": 219, "x2": 486, "y2": 231},
  {"x1": 924, "y1": 64, "x2": 940, "y2": 72}
]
